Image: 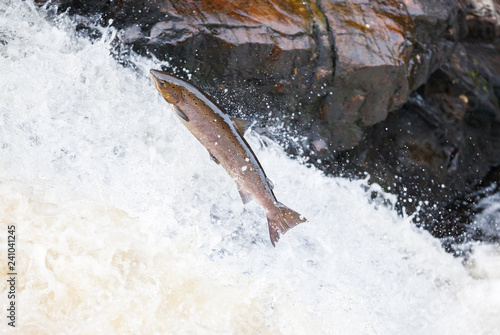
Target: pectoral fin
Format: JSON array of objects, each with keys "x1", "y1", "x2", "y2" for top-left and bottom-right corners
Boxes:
[
  {"x1": 237, "y1": 186, "x2": 253, "y2": 204},
  {"x1": 173, "y1": 105, "x2": 189, "y2": 122}
]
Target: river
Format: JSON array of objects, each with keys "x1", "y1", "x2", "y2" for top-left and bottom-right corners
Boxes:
[{"x1": 1, "y1": 1, "x2": 499, "y2": 334}]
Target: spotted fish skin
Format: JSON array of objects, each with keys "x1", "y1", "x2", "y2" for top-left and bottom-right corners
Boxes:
[{"x1": 150, "y1": 69, "x2": 306, "y2": 246}]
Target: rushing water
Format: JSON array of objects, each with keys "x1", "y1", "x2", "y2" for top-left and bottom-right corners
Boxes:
[{"x1": 1, "y1": 1, "x2": 500, "y2": 334}]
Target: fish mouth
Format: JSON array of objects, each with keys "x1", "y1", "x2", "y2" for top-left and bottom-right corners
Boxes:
[
  {"x1": 150, "y1": 69, "x2": 161, "y2": 79},
  {"x1": 149, "y1": 70, "x2": 162, "y2": 91},
  {"x1": 149, "y1": 69, "x2": 182, "y2": 104},
  {"x1": 149, "y1": 69, "x2": 183, "y2": 84}
]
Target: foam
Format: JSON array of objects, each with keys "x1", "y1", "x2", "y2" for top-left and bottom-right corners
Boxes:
[{"x1": 0, "y1": 1, "x2": 499, "y2": 334}]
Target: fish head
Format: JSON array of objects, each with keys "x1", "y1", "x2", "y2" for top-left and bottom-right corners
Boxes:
[{"x1": 150, "y1": 69, "x2": 184, "y2": 104}]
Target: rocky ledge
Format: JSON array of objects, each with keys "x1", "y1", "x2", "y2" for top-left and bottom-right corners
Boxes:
[{"x1": 46, "y1": 0, "x2": 500, "y2": 251}]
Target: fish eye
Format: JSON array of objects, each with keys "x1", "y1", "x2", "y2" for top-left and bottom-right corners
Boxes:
[{"x1": 159, "y1": 81, "x2": 165, "y2": 87}]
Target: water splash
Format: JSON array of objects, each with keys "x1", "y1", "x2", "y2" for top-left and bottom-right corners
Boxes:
[{"x1": 0, "y1": 1, "x2": 499, "y2": 334}]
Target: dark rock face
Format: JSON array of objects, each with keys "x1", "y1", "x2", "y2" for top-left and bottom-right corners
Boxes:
[
  {"x1": 332, "y1": 1, "x2": 500, "y2": 249},
  {"x1": 56, "y1": 0, "x2": 462, "y2": 148},
  {"x1": 344, "y1": 40, "x2": 500, "y2": 203},
  {"x1": 318, "y1": 0, "x2": 414, "y2": 149},
  {"x1": 49, "y1": 0, "x2": 500, "y2": 248},
  {"x1": 51, "y1": 0, "x2": 454, "y2": 134}
]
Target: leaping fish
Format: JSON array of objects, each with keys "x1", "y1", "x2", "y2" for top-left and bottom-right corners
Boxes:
[{"x1": 150, "y1": 69, "x2": 306, "y2": 246}]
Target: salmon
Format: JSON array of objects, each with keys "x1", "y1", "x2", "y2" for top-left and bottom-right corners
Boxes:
[{"x1": 150, "y1": 69, "x2": 306, "y2": 246}]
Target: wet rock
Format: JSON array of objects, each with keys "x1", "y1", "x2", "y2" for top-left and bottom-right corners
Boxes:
[
  {"x1": 52, "y1": 0, "x2": 458, "y2": 145},
  {"x1": 309, "y1": 0, "x2": 463, "y2": 149},
  {"x1": 463, "y1": 0, "x2": 500, "y2": 40},
  {"x1": 332, "y1": 19, "x2": 500, "y2": 248},
  {"x1": 406, "y1": 0, "x2": 464, "y2": 89},
  {"x1": 317, "y1": 0, "x2": 414, "y2": 149},
  {"x1": 53, "y1": 0, "x2": 462, "y2": 150}
]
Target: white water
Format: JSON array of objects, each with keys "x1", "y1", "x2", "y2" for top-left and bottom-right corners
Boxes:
[
  {"x1": 1, "y1": 1, "x2": 499, "y2": 334},
  {"x1": 474, "y1": 190, "x2": 500, "y2": 241}
]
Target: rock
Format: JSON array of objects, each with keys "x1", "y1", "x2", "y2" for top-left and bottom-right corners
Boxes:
[
  {"x1": 406, "y1": 0, "x2": 465, "y2": 89},
  {"x1": 51, "y1": 0, "x2": 460, "y2": 143},
  {"x1": 103, "y1": 0, "x2": 334, "y2": 140},
  {"x1": 313, "y1": 0, "x2": 463, "y2": 149},
  {"x1": 332, "y1": 6, "x2": 500, "y2": 247},
  {"x1": 463, "y1": 0, "x2": 500, "y2": 40},
  {"x1": 53, "y1": 0, "x2": 461, "y2": 150},
  {"x1": 317, "y1": 0, "x2": 413, "y2": 149}
]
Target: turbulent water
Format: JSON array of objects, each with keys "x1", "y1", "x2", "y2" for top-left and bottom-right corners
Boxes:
[{"x1": 1, "y1": 1, "x2": 499, "y2": 334}]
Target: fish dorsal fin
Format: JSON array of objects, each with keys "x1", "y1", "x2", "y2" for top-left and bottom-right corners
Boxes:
[
  {"x1": 231, "y1": 117, "x2": 250, "y2": 136},
  {"x1": 266, "y1": 178, "x2": 274, "y2": 189},
  {"x1": 209, "y1": 152, "x2": 220, "y2": 165}
]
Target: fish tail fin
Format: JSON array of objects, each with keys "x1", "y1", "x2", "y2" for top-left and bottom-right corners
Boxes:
[{"x1": 267, "y1": 203, "x2": 306, "y2": 247}]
